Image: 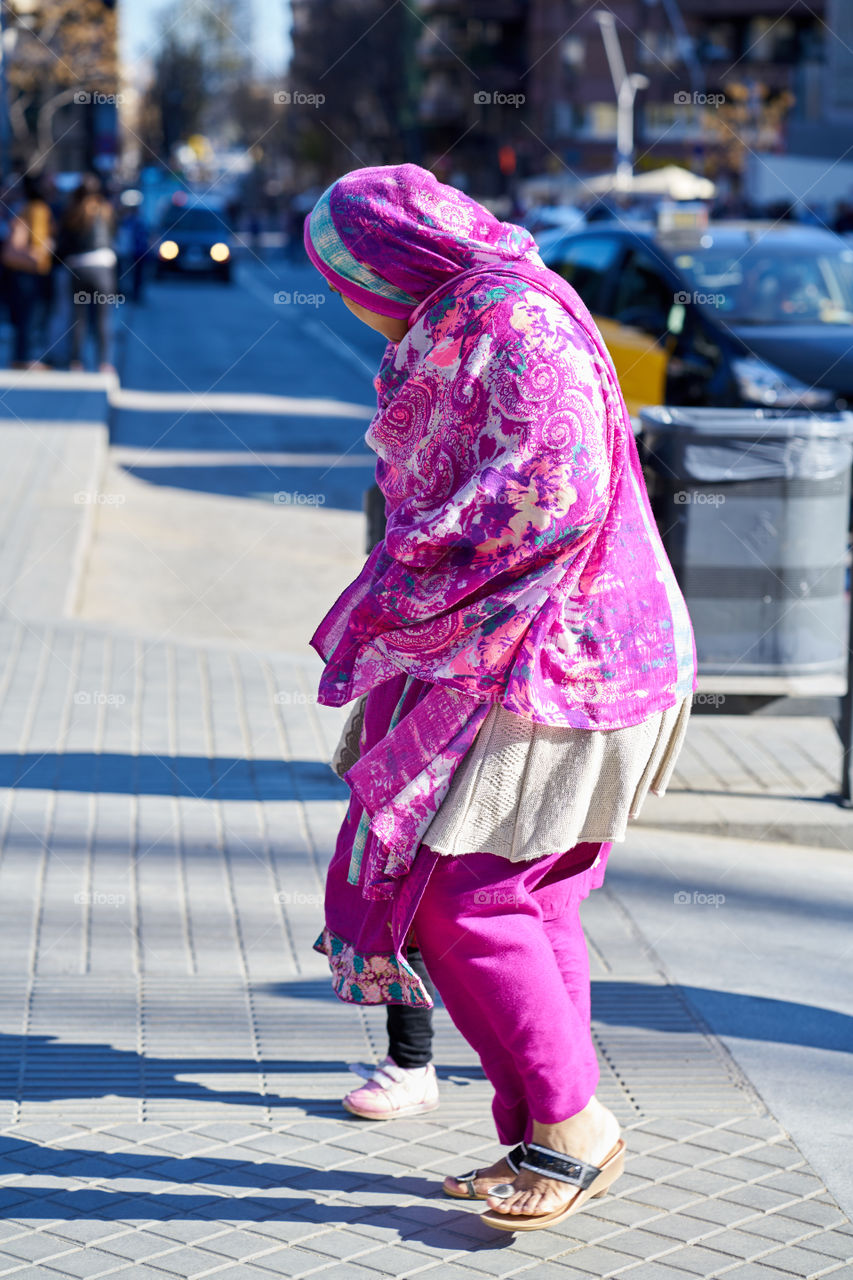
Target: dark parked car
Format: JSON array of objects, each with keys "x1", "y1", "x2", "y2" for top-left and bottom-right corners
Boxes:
[
  {"x1": 154, "y1": 203, "x2": 234, "y2": 282},
  {"x1": 540, "y1": 222, "x2": 853, "y2": 419}
]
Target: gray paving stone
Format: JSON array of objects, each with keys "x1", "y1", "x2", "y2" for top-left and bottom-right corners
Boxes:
[
  {"x1": 358, "y1": 1242, "x2": 465, "y2": 1274},
  {"x1": 620, "y1": 1184, "x2": 703, "y2": 1212},
  {"x1": 723, "y1": 1119, "x2": 790, "y2": 1141},
  {"x1": 255, "y1": 1254, "x2": 383, "y2": 1278},
  {"x1": 97, "y1": 1232, "x2": 196, "y2": 1262},
  {"x1": 38, "y1": 1248, "x2": 123, "y2": 1277},
  {"x1": 408, "y1": 1268, "x2": 500, "y2": 1280},
  {"x1": 718, "y1": 1267, "x2": 806, "y2": 1280},
  {"x1": 190, "y1": 1229, "x2": 279, "y2": 1261},
  {"x1": 510, "y1": 1226, "x2": 598, "y2": 1259},
  {"x1": 757, "y1": 1245, "x2": 851, "y2": 1277},
  {"x1": 656, "y1": 1242, "x2": 754, "y2": 1274},
  {"x1": 711, "y1": 1156, "x2": 803, "y2": 1184},
  {"x1": 0, "y1": 1233, "x2": 80, "y2": 1263},
  {"x1": 143, "y1": 1221, "x2": 236, "y2": 1244},
  {"x1": 803, "y1": 1233, "x2": 853, "y2": 1262},
  {"x1": 673, "y1": 1168, "x2": 746, "y2": 1197},
  {"x1": 582, "y1": 1228, "x2": 670, "y2": 1260},
  {"x1": 70, "y1": 1270, "x2": 178, "y2": 1280},
  {"x1": 614, "y1": 1267, "x2": 706, "y2": 1280},
  {"x1": 584, "y1": 1201, "x2": 664, "y2": 1231},
  {"x1": 684, "y1": 1130, "x2": 767, "y2": 1156},
  {"x1": 627, "y1": 1155, "x2": 695, "y2": 1182},
  {"x1": 762, "y1": 1172, "x2": 834, "y2": 1197},
  {"x1": 721, "y1": 1185, "x2": 804, "y2": 1212},
  {"x1": 136, "y1": 1244, "x2": 232, "y2": 1276},
  {"x1": 628, "y1": 1215, "x2": 711, "y2": 1244},
  {"x1": 680, "y1": 1199, "x2": 758, "y2": 1228},
  {"x1": 44, "y1": 1224, "x2": 137, "y2": 1248},
  {"x1": 736, "y1": 1217, "x2": 823, "y2": 1246},
  {"x1": 782, "y1": 1203, "x2": 850, "y2": 1229},
  {"x1": 706, "y1": 1227, "x2": 799, "y2": 1259},
  {"x1": 0, "y1": 1226, "x2": 29, "y2": 1244},
  {"x1": 515, "y1": 1209, "x2": 616, "y2": 1247},
  {"x1": 555, "y1": 1244, "x2": 643, "y2": 1275},
  {"x1": 743, "y1": 1147, "x2": 807, "y2": 1172},
  {"x1": 436, "y1": 1247, "x2": 543, "y2": 1276},
  {"x1": 165, "y1": 1271, "x2": 277, "y2": 1280}
]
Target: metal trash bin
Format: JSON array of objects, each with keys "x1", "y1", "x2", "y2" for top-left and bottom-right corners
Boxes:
[{"x1": 638, "y1": 406, "x2": 853, "y2": 678}]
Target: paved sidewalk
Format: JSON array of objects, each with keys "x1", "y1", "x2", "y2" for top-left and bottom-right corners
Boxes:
[
  {"x1": 0, "y1": 340, "x2": 850, "y2": 1276},
  {"x1": 0, "y1": 377, "x2": 109, "y2": 623},
  {"x1": 0, "y1": 613, "x2": 850, "y2": 1279},
  {"x1": 637, "y1": 713, "x2": 851, "y2": 850}
]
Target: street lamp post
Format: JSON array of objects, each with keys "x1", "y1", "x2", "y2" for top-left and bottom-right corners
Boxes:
[{"x1": 594, "y1": 10, "x2": 649, "y2": 191}]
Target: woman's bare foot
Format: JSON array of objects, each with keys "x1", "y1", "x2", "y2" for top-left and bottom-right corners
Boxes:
[
  {"x1": 443, "y1": 1153, "x2": 518, "y2": 1199},
  {"x1": 485, "y1": 1096, "x2": 620, "y2": 1217}
]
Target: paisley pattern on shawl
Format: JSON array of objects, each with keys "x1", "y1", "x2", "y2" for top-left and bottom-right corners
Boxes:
[{"x1": 312, "y1": 262, "x2": 696, "y2": 730}]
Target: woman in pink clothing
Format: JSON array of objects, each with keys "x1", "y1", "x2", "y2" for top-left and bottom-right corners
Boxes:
[{"x1": 304, "y1": 164, "x2": 697, "y2": 1231}]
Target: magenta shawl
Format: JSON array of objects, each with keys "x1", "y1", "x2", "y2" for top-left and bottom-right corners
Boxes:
[{"x1": 306, "y1": 164, "x2": 696, "y2": 732}]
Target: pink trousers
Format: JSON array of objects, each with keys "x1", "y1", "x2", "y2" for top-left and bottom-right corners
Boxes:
[{"x1": 412, "y1": 841, "x2": 611, "y2": 1146}]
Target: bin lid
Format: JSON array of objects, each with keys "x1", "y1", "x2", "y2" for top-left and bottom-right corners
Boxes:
[{"x1": 638, "y1": 405, "x2": 853, "y2": 440}]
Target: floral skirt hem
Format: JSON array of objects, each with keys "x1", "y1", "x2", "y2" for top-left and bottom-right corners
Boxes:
[{"x1": 313, "y1": 926, "x2": 433, "y2": 1007}]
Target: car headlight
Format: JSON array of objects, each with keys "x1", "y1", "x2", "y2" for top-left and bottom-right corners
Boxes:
[
  {"x1": 159, "y1": 240, "x2": 179, "y2": 260},
  {"x1": 732, "y1": 356, "x2": 835, "y2": 409},
  {"x1": 210, "y1": 242, "x2": 230, "y2": 262}
]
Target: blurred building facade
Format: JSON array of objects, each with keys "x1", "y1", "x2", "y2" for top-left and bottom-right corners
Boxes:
[
  {"x1": 526, "y1": 0, "x2": 835, "y2": 181},
  {"x1": 285, "y1": 0, "x2": 850, "y2": 198},
  {"x1": 0, "y1": 0, "x2": 119, "y2": 178}
]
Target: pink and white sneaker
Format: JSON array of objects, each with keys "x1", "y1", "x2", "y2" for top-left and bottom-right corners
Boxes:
[{"x1": 342, "y1": 1056, "x2": 440, "y2": 1119}]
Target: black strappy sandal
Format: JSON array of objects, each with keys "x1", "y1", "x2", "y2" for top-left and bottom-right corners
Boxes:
[
  {"x1": 480, "y1": 1137, "x2": 625, "y2": 1230},
  {"x1": 443, "y1": 1143, "x2": 527, "y2": 1201}
]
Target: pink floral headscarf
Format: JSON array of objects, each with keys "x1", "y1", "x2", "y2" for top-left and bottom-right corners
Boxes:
[
  {"x1": 304, "y1": 162, "x2": 539, "y2": 318},
  {"x1": 305, "y1": 164, "x2": 696, "y2": 730}
]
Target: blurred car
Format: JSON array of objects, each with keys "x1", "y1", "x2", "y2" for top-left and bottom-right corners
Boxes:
[
  {"x1": 154, "y1": 202, "x2": 234, "y2": 282},
  {"x1": 522, "y1": 204, "x2": 586, "y2": 236},
  {"x1": 521, "y1": 205, "x2": 585, "y2": 256},
  {"x1": 540, "y1": 221, "x2": 853, "y2": 419}
]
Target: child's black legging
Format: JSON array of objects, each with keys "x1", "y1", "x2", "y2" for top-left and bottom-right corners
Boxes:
[
  {"x1": 365, "y1": 513, "x2": 436, "y2": 1072},
  {"x1": 387, "y1": 947, "x2": 436, "y2": 1068}
]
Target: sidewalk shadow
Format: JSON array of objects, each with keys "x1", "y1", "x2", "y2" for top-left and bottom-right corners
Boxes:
[
  {"x1": 0, "y1": 1133, "x2": 510, "y2": 1247},
  {"x1": 592, "y1": 982, "x2": 853, "y2": 1054},
  {"x1": 0, "y1": 1025, "x2": 485, "y2": 1112},
  {"x1": 0, "y1": 752, "x2": 345, "y2": 800},
  {"x1": 121, "y1": 462, "x2": 369, "y2": 512},
  {"x1": 0, "y1": 1030, "x2": 367, "y2": 1112}
]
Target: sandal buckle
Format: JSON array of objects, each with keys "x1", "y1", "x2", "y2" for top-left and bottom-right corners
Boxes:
[{"x1": 521, "y1": 1142, "x2": 601, "y2": 1190}]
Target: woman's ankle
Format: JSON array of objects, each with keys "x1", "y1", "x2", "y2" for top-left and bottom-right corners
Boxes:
[{"x1": 531, "y1": 1097, "x2": 619, "y2": 1162}]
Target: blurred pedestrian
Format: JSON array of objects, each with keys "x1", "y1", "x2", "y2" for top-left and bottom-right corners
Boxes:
[
  {"x1": 116, "y1": 204, "x2": 149, "y2": 304},
  {"x1": 1, "y1": 172, "x2": 55, "y2": 371},
  {"x1": 57, "y1": 174, "x2": 118, "y2": 373},
  {"x1": 285, "y1": 199, "x2": 305, "y2": 263},
  {"x1": 304, "y1": 164, "x2": 697, "y2": 1232},
  {"x1": 834, "y1": 200, "x2": 853, "y2": 235}
]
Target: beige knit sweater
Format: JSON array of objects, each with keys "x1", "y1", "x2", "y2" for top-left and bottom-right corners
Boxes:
[
  {"x1": 423, "y1": 695, "x2": 691, "y2": 860},
  {"x1": 332, "y1": 692, "x2": 692, "y2": 863}
]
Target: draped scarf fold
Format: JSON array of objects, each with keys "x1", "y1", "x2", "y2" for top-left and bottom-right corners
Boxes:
[{"x1": 306, "y1": 164, "x2": 696, "y2": 733}]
